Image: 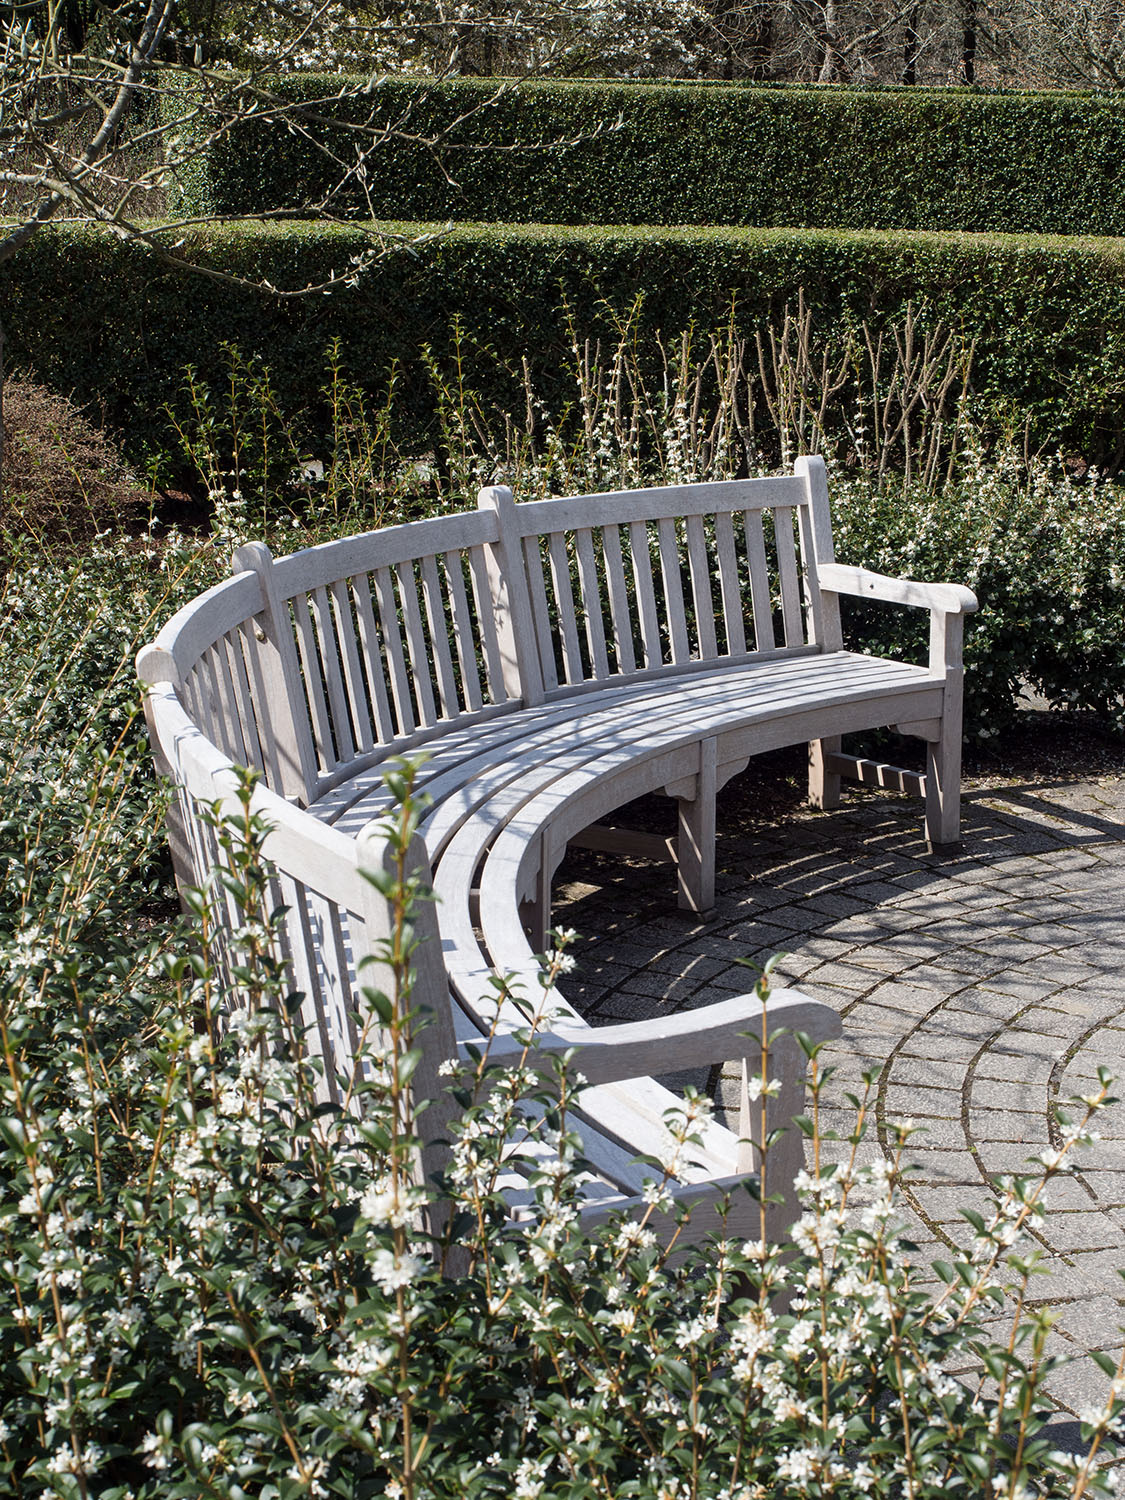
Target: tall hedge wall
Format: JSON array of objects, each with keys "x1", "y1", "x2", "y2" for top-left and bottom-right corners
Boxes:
[
  {"x1": 7, "y1": 221, "x2": 1125, "y2": 469},
  {"x1": 171, "y1": 77, "x2": 1125, "y2": 235}
]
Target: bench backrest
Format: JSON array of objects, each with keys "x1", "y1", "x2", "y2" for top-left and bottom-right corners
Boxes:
[
  {"x1": 145, "y1": 458, "x2": 839, "y2": 807},
  {"x1": 489, "y1": 460, "x2": 838, "y2": 702}
]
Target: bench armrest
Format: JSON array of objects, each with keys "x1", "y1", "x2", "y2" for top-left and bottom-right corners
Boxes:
[
  {"x1": 818, "y1": 563, "x2": 977, "y2": 616},
  {"x1": 466, "y1": 988, "x2": 841, "y2": 1088}
]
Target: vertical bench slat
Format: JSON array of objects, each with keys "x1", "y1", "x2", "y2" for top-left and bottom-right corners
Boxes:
[
  {"x1": 230, "y1": 543, "x2": 320, "y2": 802},
  {"x1": 742, "y1": 509, "x2": 776, "y2": 652},
  {"x1": 601, "y1": 523, "x2": 636, "y2": 676},
  {"x1": 521, "y1": 536, "x2": 559, "y2": 692},
  {"x1": 228, "y1": 624, "x2": 269, "y2": 774},
  {"x1": 223, "y1": 629, "x2": 266, "y2": 773},
  {"x1": 312, "y1": 585, "x2": 356, "y2": 766},
  {"x1": 280, "y1": 874, "x2": 340, "y2": 1106},
  {"x1": 796, "y1": 453, "x2": 843, "y2": 654},
  {"x1": 714, "y1": 510, "x2": 746, "y2": 657},
  {"x1": 774, "y1": 506, "x2": 805, "y2": 648},
  {"x1": 467, "y1": 544, "x2": 508, "y2": 702},
  {"x1": 194, "y1": 647, "x2": 229, "y2": 758},
  {"x1": 657, "y1": 517, "x2": 690, "y2": 664},
  {"x1": 372, "y1": 566, "x2": 417, "y2": 737},
  {"x1": 574, "y1": 527, "x2": 610, "y2": 680},
  {"x1": 239, "y1": 620, "x2": 288, "y2": 790},
  {"x1": 444, "y1": 550, "x2": 484, "y2": 713},
  {"x1": 547, "y1": 531, "x2": 584, "y2": 684},
  {"x1": 351, "y1": 574, "x2": 396, "y2": 745},
  {"x1": 291, "y1": 592, "x2": 336, "y2": 771},
  {"x1": 629, "y1": 520, "x2": 663, "y2": 669},
  {"x1": 180, "y1": 660, "x2": 211, "y2": 746},
  {"x1": 309, "y1": 888, "x2": 360, "y2": 1091},
  {"x1": 420, "y1": 552, "x2": 460, "y2": 719},
  {"x1": 394, "y1": 560, "x2": 438, "y2": 728},
  {"x1": 330, "y1": 580, "x2": 374, "y2": 756},
  {"x1": 201, "y1": 643, "x2": 244, "y2": 766},
  {"x1": 685, "y1": 513, "x2": 717, "y2": 660}
]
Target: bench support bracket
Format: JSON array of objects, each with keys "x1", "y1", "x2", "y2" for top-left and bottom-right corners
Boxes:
[{"x1": 824, "y1": 752, "x2": 927, "y2": 799}]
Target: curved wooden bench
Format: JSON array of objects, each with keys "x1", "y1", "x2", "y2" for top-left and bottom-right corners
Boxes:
[{"x1": 138, "y1": 457, "x2": 976, "y2": 1246}]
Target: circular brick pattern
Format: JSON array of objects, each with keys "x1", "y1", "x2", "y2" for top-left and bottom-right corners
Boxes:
[{"x1": 553, "y1": 743, "x2": 1125, "y2": 1461}]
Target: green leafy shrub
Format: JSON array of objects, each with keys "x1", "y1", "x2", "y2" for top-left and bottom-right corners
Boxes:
[
  {"x1": 831, "y1": 444, "x2": 1125, "y2": 740},
  {"x1": 167, "y1": 75, "x2": 1125, "y2": 238},
  {"x1": 8, "y1": 222, "x2": 1125, "y2": 473}
]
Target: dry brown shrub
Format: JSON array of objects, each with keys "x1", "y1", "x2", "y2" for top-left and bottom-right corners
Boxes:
[{"x1": 1, "y1": 376, "x2": 147, "y2": 546}]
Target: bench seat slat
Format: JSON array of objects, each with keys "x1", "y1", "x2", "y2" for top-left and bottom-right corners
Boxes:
[{"x1": 321, "y1": 654, "x2": 935, "y2": 843}]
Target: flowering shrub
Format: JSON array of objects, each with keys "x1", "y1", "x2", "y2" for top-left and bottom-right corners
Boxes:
[{"x1": 2, "y1": 658, "x2": 1125, "y2": 1497}]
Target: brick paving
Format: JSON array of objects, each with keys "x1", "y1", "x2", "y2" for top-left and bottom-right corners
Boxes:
[{"x1": 552, "y1": 729, "x2": 1125, "y2": 1470}]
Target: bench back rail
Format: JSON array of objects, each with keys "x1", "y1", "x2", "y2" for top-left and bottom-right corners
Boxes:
[
  {"x1": 152, "y1": 462, "x2": 851, "y2": 815},
  {"x1": 491, "y1": 466, "x2": 838, "y2": 698}
]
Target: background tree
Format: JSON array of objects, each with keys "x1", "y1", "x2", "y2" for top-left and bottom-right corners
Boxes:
[{"x1": 0, "y1": 0, "x2": 709, "y2": 453}]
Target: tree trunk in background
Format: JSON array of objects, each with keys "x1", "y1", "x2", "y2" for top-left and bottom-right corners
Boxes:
[
  {"x1": 963, "y1": 0, "x2": 977, "y2": 81},
  {"x1": 902, "y1": 0, "x2": 921, "y2": 83},
  {"x1": 748, "y1": 8, "x2": 774, "y2": 78},
  {"x1": 818, "y1": 0, "x2": 843, "y2": 80}
]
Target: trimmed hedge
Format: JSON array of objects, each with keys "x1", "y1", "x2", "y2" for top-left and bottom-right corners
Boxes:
[
  {"x1": 171, "y1": 76, "x2": 1125, "y2": 235},
  {"x1": 7, "y1": 220, "x2": 1125, "y2": 469}
]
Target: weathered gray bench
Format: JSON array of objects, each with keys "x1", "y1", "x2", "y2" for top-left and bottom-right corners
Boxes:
[{"x1": 138, "y1": 456, "x2": 976, "y2": 1245}]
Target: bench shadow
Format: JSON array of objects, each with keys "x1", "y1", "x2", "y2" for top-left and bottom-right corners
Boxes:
[{"x1": 552, "y1": 744, "x2": 1125, "y2": 1030}]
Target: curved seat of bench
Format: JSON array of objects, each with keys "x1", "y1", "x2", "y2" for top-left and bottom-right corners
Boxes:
[
  {"x1": 307, "y1": 649, "x2": 927, "y2": 1209},
  {"x1": 315, "y1": 650, "x2": 942, "y2": 847}
]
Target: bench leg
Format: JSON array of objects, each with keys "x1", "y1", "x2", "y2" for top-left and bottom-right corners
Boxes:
[
  {"x1": 808, "y1": 735, "x2": 842, "y2": 810},
  {"x1": 925, "y1": 710, "x2": 963, "y2": 847},
  {"x1": 520, "y1": 834, "x2": 552, "y2": 953},
  {"x1": 925, "y1": 613, "x2": 966, "y2": 848},
  {"x1": 676, "y1": 737, "x2": 717, "y2": 913}
]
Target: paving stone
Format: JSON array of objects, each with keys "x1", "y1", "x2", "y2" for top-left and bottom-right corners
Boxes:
[
  {"x1": 883, "y1": 1083, "x2": 962, "y2": 1118},
  {"x1": 554, "y1": 743, "x2": 1125, "y2": 1442}
]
